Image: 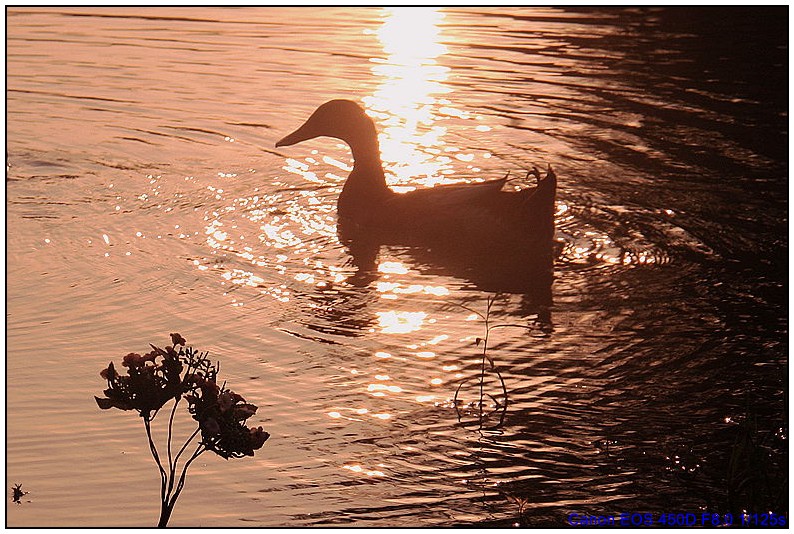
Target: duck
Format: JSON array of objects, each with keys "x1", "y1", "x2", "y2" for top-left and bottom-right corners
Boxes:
[
  {"x1": 275, "y1": 99, "x2": 557, "y2": 294},
  {"x1": 276, "y1": 100, "x2": 556, "y2": 246}
]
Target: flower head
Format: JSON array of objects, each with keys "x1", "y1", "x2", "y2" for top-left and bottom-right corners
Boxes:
[
  {"x1": 95, "y1": 336, "x2": 194, "y2": 418},
  {"x1": 96, "y1": 334, "x2": 269, "y2": 459},
  {"x1": 233, "y1": 403, "x2": 258, "y2": 421},
  {"x1": 218, "y1": 390, "x2": 244, "y2": 412},
  {"x1": 122, "y1": 353, "x2": 144, "y2": 368},
  {"x1": 201, "y1": 417, "x2": 221, "y2": 435},
  {"x1": 100, "y1": 362, "x2": 118, "y2": 380},
  {"x1": 170, "y1": 333, "x2": 187, "y2": 346},
  {"x1": 94, "y1": 333, "x2": 269, "y2": 527},
  {"x1": 249, "y1": 427, "x2": 270, "y2": 451},
  {"x1": 185, "y1": 383, "x2": 268, "y2": 459}
]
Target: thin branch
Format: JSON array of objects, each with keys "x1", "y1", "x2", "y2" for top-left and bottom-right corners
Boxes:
[
  {"x1": 167, "y1": 398, "x2": 180, "y2": 472},
  {"x1": 457, "y1": 303, "x2": 486, "y2": 321},
  {"x1": 453, "y1": 376, "x2": 476, "y2": 421},
  {"x1": 143, "y1": 416, "x2": 167, "y2": 500},
  {"x1": 173, "y1": 427, "x2": 202, "y2": 467},
  {"x1": 478, "y1": 302, "x2": 492, "y2": 427},
  {"x1": 445, "y1": 297, "x2": 489, "y2": 322},
  {"x1": 488, "y1": 323, "x2": 535, "y2": 333},
  {"x1": 168, "y1": 445, "x2": 205, "y2": 509},
  {"x1": 488, "y1": 367, "x2": 509, "y2": 429},
  {"x1": 164, "y1": 397, "x2": 183, "y2": 498},
  {"x1": 454, "y1": 295, "x2": 512, "y2": 432}
]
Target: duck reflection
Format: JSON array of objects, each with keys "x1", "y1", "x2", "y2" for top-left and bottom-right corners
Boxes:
[{"x1": 276, "y1": 99, "x2": 556, "y2": 321}]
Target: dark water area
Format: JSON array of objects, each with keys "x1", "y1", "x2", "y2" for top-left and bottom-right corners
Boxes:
[{"x1": 6, "y1": 6, "x2": 787, "y2": 527}]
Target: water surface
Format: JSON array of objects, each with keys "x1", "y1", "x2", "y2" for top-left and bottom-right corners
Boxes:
[{"x1": 6, "y1": 6, "x2": 787, "y2": 527}]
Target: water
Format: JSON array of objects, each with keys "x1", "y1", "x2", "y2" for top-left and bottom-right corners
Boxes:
[{"x1": 6, "y1": 6, "x2": 787, "y2": 527}]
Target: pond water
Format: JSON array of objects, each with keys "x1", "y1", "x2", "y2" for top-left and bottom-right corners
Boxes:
[{"x1": 6, "y1": 6, "x2": 787, "y2": 527}]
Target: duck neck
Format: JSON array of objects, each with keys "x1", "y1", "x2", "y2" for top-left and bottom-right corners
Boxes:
[
  {"x1": 342, "y1": 127, "x2": 391, "y2": 203},
  {"x1": 350, "y1": 137, "x2": 384, "y2": 178}
]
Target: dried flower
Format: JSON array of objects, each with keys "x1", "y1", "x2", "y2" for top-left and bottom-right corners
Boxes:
[
  {"x1": 249, "y1": 427, "x2": 270, "y2": 451},
  {"x1": 95, "y1": 343, "x2": 184, "y2": 418},
  {"x1": 185, "y1": 380, "x2": 269, "y2": 459},
  {"x1": 95, "y1": 334, "x2": 269, "y2": 527},
  {"x1": 201, "y1": 417, "x2": 221, "y2": 435},
  {"x1": 234, "y1": 403, "x2": 258, "y2": 421}
]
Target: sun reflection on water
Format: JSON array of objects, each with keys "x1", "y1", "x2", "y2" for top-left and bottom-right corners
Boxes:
[
  {"x1": 364, "y1": 7, "x2": 473, "y2": 189},
  {"x1": 376, "y1": 310, "x2": 429, "y2": 335}
]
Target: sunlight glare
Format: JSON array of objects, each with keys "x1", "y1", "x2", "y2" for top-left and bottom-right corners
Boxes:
[
  {"x1": 376, "y1": 310, "x2": 428, "y2": 334},
  {"x1": 365, "y1": 8, "x2": 460, "y2": 188},
  {"x1": 378, "y1": 261, "x2": 409, "y2": 274}
]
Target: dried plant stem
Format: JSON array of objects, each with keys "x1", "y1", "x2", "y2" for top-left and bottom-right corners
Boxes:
[
  {"x1": 159, "y1": 445, "x2": 205, "y2": 527},
  {"x1": 173, "y1": 446, "x2": 205, "y2": 505},
  {"x1": 143, "y1": 401, "x2": 207, "y2": 527},
  {"x1": 173, "y1": 427, "x2": 202, "y2": 468},
  {"x1": 476, "y1": 309, "x2": 511, "y2": 431},
  {"x1": 478, "y1": 297, "x2": 495, "y2": 423},
  {"x1": 454, "y1": 296, "x2": 532, "y2": 431},
  {"x1": 143, "y1": 416, "x2": 168, "y2": 502},
  {"x1": 166, "y1": 399, "x2": 179, "y2": 473}
]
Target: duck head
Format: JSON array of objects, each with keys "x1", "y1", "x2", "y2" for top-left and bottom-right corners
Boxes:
[{"x1": 276, "y1": 99, "x2": 377, "y2": 149}]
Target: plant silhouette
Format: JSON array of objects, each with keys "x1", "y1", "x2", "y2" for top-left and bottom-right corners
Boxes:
[
  {"x1": 453, "y1": 296, "x2": 534, "y2": 431},
  {"x1": 11, "y1": 484, "x2": 27, "y2": 505},
  {"x1": 96, "y1": 333, "x2": 268, "y2": 527}
]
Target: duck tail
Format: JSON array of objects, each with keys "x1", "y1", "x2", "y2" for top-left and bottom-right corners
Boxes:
[{"x1": 521, "y1": 164, "x2": 557, "y2": 242}]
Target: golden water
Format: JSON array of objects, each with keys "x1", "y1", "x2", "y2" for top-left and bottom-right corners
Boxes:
[{"x1": 7, "y1": 7, "x2": 787, "y2": 527}]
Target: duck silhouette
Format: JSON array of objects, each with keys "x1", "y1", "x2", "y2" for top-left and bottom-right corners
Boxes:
[{"x1": 276, "y1": 99, "x2": 556, "y2": 304}]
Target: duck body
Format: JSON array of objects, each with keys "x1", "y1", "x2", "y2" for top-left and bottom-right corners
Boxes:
[
  {"x1": 345, "y1": 175, "x2": 555, "y2": 249},
  {"x1": 276, "y1": 99, "x2": 556, "y2": 294}
]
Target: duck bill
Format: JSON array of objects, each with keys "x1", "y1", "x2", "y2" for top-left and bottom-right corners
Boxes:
[{"x1": 275, "y1": 123, "x2": 317, "y2": 148}]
